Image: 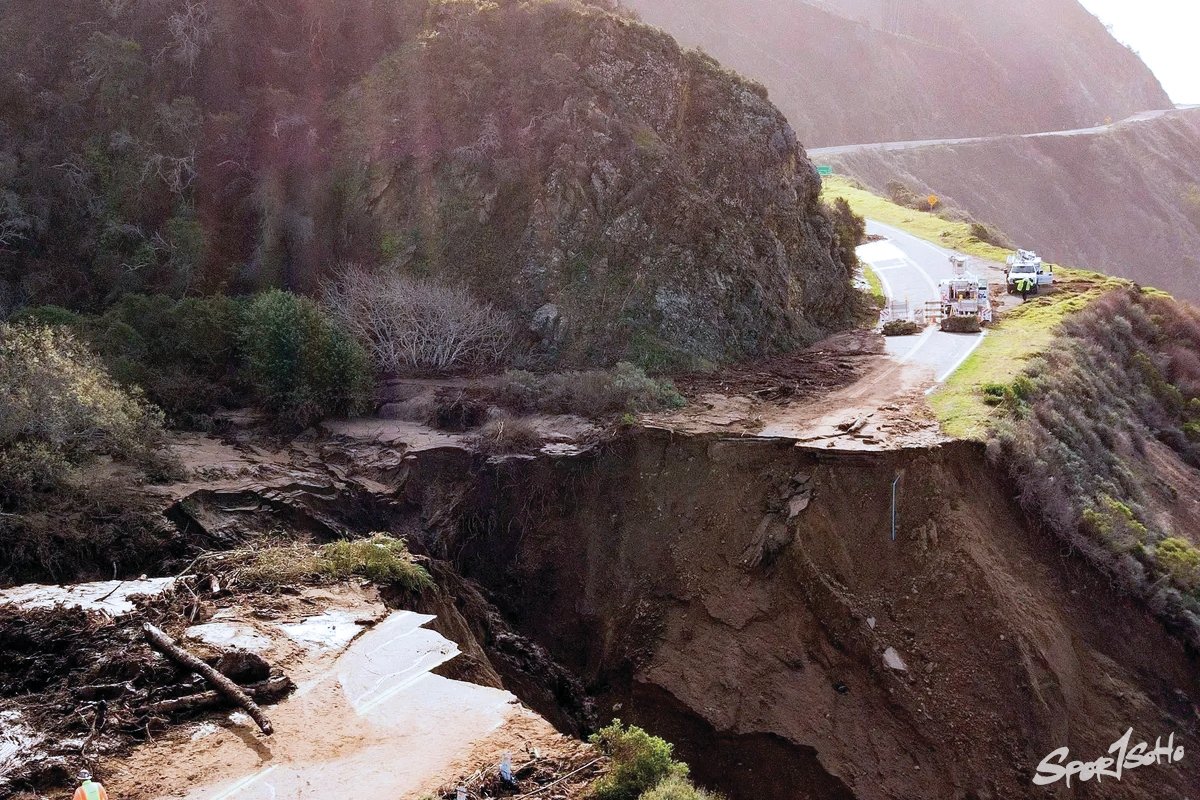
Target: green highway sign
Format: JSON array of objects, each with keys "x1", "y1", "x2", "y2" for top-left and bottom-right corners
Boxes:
[{"x1": 817, "y1": 165, "x2": 833, "y2": 176}]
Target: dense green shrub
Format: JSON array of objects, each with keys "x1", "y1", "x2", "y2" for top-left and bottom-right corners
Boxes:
[
  {"x1": 87, "y1": 294, "x2": 247, "y2": 423},
  {"x1": 639, "y1": 776, "x2": 724, "y2": 800},
  {"x1": 885, "y1": 180, "x2": 925, "y2": 210},
  {"x1": 1081, "y1": 495, "x2": 1149, "y2": 553},
  {"x1": 1157, "y1": 538, "x2": 1200, "y2": 592},
  {"x1": 318, "y1": 534, "x2": 433, "y2": 590},
  {"x1": 940, "y1": 315, "x2": 982, "y2": 333},
  {"x1": 968, "y1": 221, "x2": 1011, "y2": 248},
  {"x1": 0, "y1": 324, "x2": 169, "y2": 472},
  {"x1": 0, "y1": 323, "x2": 177, "y2": 582},
  {"x1": 825, "y1": 197, "x2": 866, "y2": 270},
  {"x1": 239, "y1": 291, "x2": 374, "y2": 427},
  {"x1": 15, "y1": 292, "x2": 375, "y2": 427},
  {"x1": 589, "y1": 720, "x2": 689, "y2": 800},
  {"x1": 493, "y1": 363, "x2": 685, "y2": 418}
]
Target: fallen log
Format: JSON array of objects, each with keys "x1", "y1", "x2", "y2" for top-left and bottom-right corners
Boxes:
[
  {"x1": 146, "y1": 675, "x2": 293, "y2": 717},
  {"x1": 142, "y1": 623, "x2": 274, "y2": 735}
]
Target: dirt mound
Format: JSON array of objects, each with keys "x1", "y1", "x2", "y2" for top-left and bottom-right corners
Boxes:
[{"x1": 671, "y1": 330, "x2": 880, "y2": 400}]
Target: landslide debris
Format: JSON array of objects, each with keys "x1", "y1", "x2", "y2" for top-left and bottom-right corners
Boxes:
[{"x1": 0, "y1": 584, "x2": 293, "y2": 796}]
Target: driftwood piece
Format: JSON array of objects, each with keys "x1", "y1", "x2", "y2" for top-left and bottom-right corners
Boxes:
[
  {"x1": 146, "y1": 675, "x2": 292, "y2": 717},
  {"x1": 142, "y1": 623, "x2": 274, "y2": 735}
]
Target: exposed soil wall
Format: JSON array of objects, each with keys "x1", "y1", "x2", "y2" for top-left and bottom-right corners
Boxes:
[
  {"x1": 411, "y1": 432, "x2": 1200, "y2": 799},
  {"x1": 107, "y1": 426, "x2": 1200, "y2": 799}
]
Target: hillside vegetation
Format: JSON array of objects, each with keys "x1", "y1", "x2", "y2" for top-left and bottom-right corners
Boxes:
[
  {"x1": 828, "y1": 108, "x2": 1200, "y2": 300},
  {"x1": 990, "y1": 289, "x2": 1200, "y2": 646},
  {"x1": 0, "y1": 323, "x2": 176, "y2": 582},
  {"x1": 623, "y1": 0, "x2": 1170, "y2": 147},
  {"x1": 0, "y1": 0, "x2": 859, "y2": 370}
]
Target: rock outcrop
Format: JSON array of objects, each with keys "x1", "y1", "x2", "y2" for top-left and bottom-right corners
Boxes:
[{"x1": 333, "y1": 1, "x2": 858, "y2": 366}]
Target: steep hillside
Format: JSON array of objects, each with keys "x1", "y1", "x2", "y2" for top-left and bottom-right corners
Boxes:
[
  {"x1": 829, "y1": 108, "x2": 1200, "y2": 298},
  {"x1": 0, "y1": 0, "x2": 857, "y2": 366},
  {"x1": 623, "y1": 0, "x2": 1171, "y2": 146}
]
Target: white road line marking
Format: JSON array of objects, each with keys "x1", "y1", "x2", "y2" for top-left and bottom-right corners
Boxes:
[
  {"x1": 899, "y1": 253, "x2": 940, "y2": 297},
  {"x1": 210, "y1": 765, "x2": 277, "y2": 800},
  {"x1": 358, "y1": 668, "x2": 434, "y2": 715},
  {"x1": 925, "y1": 330, "x2": 988, "y2": 393},
  {"x1": 897, "y1": 327, "x2": 937, "y2": 363}
]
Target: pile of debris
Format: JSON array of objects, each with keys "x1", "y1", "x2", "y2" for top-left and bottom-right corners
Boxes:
[
  {"x1": 433, "y1": 739, "x2": 604, "y2": 800},
  {"x1": 673, "y1": 331, "x2": 880, "y2": 402},
  {"x1": 0, "y1": 579, "x2": 292, "y2": 796}
]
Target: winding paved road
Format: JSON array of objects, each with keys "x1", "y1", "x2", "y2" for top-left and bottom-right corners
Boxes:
[
  {"x1": 859, "y1": 220, "x2": 986, "y2": 385},
  {"x1": 810, "y1": 105, "x2": 1198, "y2": 158}
]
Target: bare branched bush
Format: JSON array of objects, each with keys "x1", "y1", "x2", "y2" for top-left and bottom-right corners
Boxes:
[
  {"x1": 324, "y1": 267, "x2": 513, "y2": 374},
  {"x1": 166, "y1": 1, "x2": 212, "y2": 75}
]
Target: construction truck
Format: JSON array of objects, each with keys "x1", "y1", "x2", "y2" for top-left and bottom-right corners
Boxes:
[
  {"x1": 1005, "y1": 249, "x2": 1053, "y2": 294},
  {"x1": 938, "y1": 255, "x2": 991, "y2": 331}
]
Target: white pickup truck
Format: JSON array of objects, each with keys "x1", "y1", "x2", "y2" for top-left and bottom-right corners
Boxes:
[{"x1": 1005, "y1": 249, "x2": 1054, "y2": 294}]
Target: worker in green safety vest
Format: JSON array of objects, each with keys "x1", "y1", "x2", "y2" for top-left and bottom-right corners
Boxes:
[
  {"x1": 1015, "y1": 274, "x2": 1035, "y2": 300},
  {"x1": 72, "y1": 769, "x2": 109, "y2": 800}
]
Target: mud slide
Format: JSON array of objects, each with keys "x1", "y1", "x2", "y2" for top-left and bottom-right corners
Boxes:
[
  {"x1": 407, "y1": 432, "x2": 1200, "y2": 799},
  {"x1": 40, "y1": 422, "x2": 1198, "y2": 800}
]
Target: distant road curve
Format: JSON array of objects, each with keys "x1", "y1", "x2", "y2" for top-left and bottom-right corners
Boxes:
[{"x1": 808, "y1": 104, "x2": 1200, "y2": 158}]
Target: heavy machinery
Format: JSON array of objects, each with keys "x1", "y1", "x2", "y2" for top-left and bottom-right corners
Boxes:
[
  {"x1": 938, "y1": 255, "x2": 991, "y2": 331},
  {"x1": 1005, "y1": 249, "x2": 1054, "y2": 294}
]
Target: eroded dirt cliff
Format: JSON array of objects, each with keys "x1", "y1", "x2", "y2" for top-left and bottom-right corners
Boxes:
[{"x1": 125, "y1": 423, "x2": 1200, "y2": 800}]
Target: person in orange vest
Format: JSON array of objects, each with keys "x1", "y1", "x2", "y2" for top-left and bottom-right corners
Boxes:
[{"x1": 72, "y1": 769, "x2": 109, "y2": 800}]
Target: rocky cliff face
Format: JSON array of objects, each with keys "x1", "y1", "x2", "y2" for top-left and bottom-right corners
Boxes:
[
  {"x1": 623, "y1": 0, "x2": 1172, "y2": 147},
  {"x1": 0, "y1": 0, "x2": 858, "y2": 367},
  {"x1": 331, "y1": 1, "x2": 857, "y2": 367},
  {"x1": 830, "y1": 108, "x2": 1200, "y2": 298}
]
